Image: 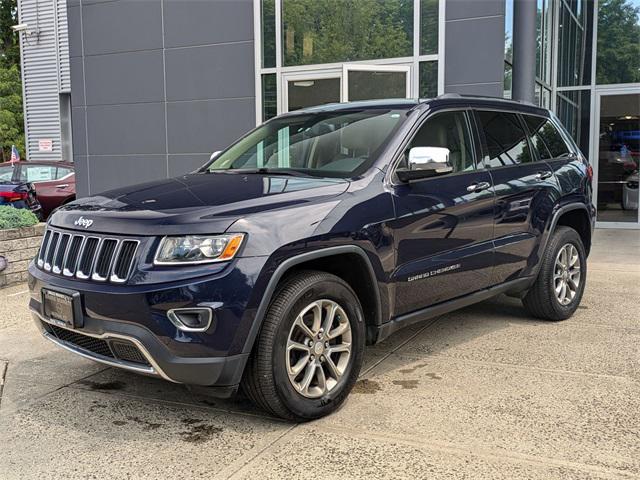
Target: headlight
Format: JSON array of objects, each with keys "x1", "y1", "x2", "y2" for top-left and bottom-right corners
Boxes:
[{"x1": 154, "y1": 234, "x2": 244, "y2": 265}]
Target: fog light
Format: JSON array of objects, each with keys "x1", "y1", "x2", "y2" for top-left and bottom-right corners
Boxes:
[{"x1": 167, "y1": 307, "x2": 213, "y2": 332}]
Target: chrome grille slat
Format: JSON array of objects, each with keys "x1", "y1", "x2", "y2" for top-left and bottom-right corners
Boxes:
[
  {"x1": 38, "y1": 228, "x2": 139, "y2": 283},
  {"x1": 52, "y1": 233, "x2": 71, "y2": 274},
  {"x1": 44, "y1": 232, "x2": 60, "y2": 271}
]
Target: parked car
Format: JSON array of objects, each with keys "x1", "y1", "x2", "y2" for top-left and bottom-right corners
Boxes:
[
  {"x1": 0, "y1": 163, "x2": 42, "y2": 216},
  {"x1": 28, "y1": 96, "x2": 595, "y2": 420},
  {"x1": 0, "y1": 161, "x2": 75, "y2": 219}
]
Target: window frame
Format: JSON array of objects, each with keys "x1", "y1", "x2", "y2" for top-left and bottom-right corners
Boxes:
[{"x1": 388, "y1": 107, "x2": 480, "y2": 185}]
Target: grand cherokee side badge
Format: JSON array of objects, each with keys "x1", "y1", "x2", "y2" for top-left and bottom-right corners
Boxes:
[{"x1": 74, "y1": 216, "x2": 94, "y2": 229}]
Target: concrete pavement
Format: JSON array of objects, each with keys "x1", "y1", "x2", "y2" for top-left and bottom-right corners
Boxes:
[{"x1": 0, "y1": 229, "x2": 638, "y2": 479}]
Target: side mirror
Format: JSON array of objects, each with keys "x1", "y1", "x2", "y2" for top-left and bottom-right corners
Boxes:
[
  {"x1": 397, "y1": 146, "x2": 453, "y2": 182},
  {"x1": 210, "y1": 151, "x2": 221, "y2": 162}
]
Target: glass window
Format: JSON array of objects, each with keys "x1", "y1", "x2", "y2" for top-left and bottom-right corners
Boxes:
[
  {"x1": 596, "y1": 0, "x2": 640, "y2": 85},
  {"x1": 348, "y1": 70, "x2": 406, "y2": 101},
  {"x1": 262, "y1": 0, "x2": 276, "y2": 68},
  {"x1": 505, "y1": 0, "x2": 513, "y2": 63},
  {"x1": 409, "y1": 111, "x2": 474, "y2": 173},
  {"x1": 524, "y1": 116, "x2": 571, "y2": 160},
  {"x1": 282, "y1": 0, "x2": 413, "y2": 66},
  {"x1": 477, "y1": 111, "x2": 534, "y2": 167},
  {"x1": 207, "y1": 109, "x2": 408, "y2": 178},
  {"x1": 0, "y1": 165, "x2": 15, "y2": 181},
  {"x1": 22, "y1": 165, "x2": 56, "y2": 182},
  {"x1": 556, "y1": 89, "x2": 591, "y2": 154},
  {"x1": 557, "y1": 0, "x2": 593, "y2": 87},
  {"x1": 504, "y1": 62, "x2": 512, "y2": 100},
  {"x1": 419, "y1": 61, "x2": 438, "y2": 98},
  {"x1": 55, "y1": 167, "x2": 73, "y2": 179},
  {"x1": 288, "y1": 77, "x2": 340, "y2": 111},
  {"x1": 262, "y1": 74, "x2": 277, "y2": 122},
  {"x1": 420, "y1": 0, "x2": 439, "y2": 55}
]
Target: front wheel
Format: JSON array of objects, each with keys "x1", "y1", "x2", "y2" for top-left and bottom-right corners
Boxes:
[
  {"x1": 523, "y1": 226, "x2": 587, "y2": 321},
  {"x1": 242, "y1": 271, "x2": 365, "y2": 421}
]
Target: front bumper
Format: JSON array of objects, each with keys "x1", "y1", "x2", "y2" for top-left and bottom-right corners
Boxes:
[{"x1": 28, "y1": 255, "x2": 269, "y2": 392}]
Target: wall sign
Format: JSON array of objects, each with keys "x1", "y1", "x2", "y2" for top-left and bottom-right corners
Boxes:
[{"x1": 38, "y1": 139, "x2": 53, "y2": 152}]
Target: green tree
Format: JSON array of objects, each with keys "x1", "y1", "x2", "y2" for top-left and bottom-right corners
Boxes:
[
  {"x1": 0, "y1": 64, "x2": 24, "y2": 161},
  {"x1": 0, "y1": 0, "x2": 23, "y2": 161},
  {"x1": 596, "y1": 0, "x2": 640, "y2": 84}
]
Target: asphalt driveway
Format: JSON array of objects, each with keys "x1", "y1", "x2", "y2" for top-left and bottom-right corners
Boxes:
[{"x1": 1, "y1": 229, "x2": 638, "y2": 479}]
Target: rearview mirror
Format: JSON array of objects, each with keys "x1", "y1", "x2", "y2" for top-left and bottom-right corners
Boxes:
[{"x1": 397, "y1": 147, "x2": 453, "y2": 182}]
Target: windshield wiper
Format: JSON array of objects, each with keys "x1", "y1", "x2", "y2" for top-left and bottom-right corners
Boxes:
[{"x1": 208, "y1": 168, "x2": 314, "y2": 178}]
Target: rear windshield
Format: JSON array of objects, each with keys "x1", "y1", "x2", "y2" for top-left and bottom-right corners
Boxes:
[{"x1": 204, "y1": 109, "x2": 407, "y2": 178}]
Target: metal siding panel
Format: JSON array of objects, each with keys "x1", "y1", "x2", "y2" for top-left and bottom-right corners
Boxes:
[{"x1": 18, "y1": 0, "x2": 71, "y2": 161}]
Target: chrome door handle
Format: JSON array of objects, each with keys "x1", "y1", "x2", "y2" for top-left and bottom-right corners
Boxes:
[
  {"x1": 466, "y1": 181, "x2": 491, "y2": 193},
  {"x1": 535, "y1": 171, "x2": 553, "y2": 181}
]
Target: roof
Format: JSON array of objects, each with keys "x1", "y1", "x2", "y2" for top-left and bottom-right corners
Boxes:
[{"x1": 0, "y1": 160, "x2": 74, "y2": 168}]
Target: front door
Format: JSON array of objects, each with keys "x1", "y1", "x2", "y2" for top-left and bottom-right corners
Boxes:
[{"x1": 390, "y1": 110, "x2": 496, "y2": 317}]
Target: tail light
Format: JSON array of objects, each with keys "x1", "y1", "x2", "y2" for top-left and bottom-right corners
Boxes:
[
  {"x1": 586, "y1": 165, "x2": 593, "y2": 182},
  {"x1": 0, "y1": 191, "x2": 28, "y2": 202}
]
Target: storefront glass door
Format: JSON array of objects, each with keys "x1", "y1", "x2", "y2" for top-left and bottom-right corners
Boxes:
[{"x1": 594, "y1": 91, "x2": 640, "y2": 228}]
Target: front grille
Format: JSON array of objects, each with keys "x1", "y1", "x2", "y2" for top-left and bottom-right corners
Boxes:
[
  {"x1": 110, "y1": 341, "x2": 149, "y2": 365},
  {"x1": 47, "y1": 323, "x2": 114, "y2": 359},
  {"x1": 37, "y1": 228, "x2": 139, "y2": 283},
  {"x1": 43, "y1": 322, "x2": 151, "y2": 367}
]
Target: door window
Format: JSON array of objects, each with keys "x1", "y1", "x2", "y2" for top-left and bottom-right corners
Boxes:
[
  {"x1": 287, "y1": 78, "x2": 341, "y2": 112},
  {"x1": 523, "y1": 115, "x2": 571, "y2": 160},
  {"x1": 407, "y1": 111, "x2": 474, "y2": 173},
  {"x1": 21, "y1": 165, "x2": 57, "y2": 182},
  {"x1": 55, "y1": 167, "x2": 74, "y2": 180},
  {"x1": 476, "y1": 111, "x2": 534, "y2": 167}
]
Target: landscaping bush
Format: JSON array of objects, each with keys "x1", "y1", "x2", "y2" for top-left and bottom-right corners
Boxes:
[{"x1": 0, "y1": 206, "x2": 39, "y2": 229}]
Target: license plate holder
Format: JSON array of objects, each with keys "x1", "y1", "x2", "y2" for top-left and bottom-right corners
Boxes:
[{"x1": 42, "y1": 288, "x2": 83, "y2": 329}]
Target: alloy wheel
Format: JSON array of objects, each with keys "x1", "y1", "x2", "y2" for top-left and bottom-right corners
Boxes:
[
  {"x1": 285, "y1": 299, "x2": 352, "y2": 398},
  {"x1": 554, "y1": 243, "x2": 581, "y2": 306}
]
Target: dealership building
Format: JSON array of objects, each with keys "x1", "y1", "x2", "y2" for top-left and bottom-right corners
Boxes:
[{"x1": 15, "y1": 0, "x2": 640, "y2": 228}]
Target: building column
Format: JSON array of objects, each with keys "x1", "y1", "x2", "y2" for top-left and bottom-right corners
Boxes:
[{"x1": 512, "y1": 0, "x2": 537, "y2": 103}]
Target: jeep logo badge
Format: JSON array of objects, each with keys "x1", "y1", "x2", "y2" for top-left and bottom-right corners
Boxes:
[{"x1": 74, "y1": 216, "x2": 94, "y2": 229}]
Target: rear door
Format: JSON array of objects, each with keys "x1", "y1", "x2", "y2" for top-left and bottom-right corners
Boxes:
[
  {"x1": 473, "y1": 110, "x2": 559, "y2": 284},
  {"x1": 389, "y1": 109, "x2": 496, "y2": 316}
]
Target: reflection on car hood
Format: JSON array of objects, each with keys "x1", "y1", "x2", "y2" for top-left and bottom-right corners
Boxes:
[{"x1": 50, "y1": 172, "x2": 349, "y2": 235}]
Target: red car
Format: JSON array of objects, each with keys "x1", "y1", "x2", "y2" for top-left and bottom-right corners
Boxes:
[{"x1": 0, "y1": 161, "x2": 75, "y2": 218}]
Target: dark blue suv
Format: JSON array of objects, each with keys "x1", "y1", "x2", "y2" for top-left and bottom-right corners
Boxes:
[{"x1": 28, "y1": 96, "x2": 595, "y2": 420}]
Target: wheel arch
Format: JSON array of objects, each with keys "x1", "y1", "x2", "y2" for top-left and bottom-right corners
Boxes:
[
  {"x1": 241, "y1": 246, "x2": 383, "y2": 355},
  {"x1": 548, "y1": 203, "x2": 593, "y2": 256}
]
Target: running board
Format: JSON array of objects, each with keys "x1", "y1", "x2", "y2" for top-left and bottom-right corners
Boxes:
[{"x1": 372, "y1": 276, "x2": 534, "y2": 344}]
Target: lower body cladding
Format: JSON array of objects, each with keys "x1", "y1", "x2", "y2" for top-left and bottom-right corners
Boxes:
[{"x1": 27, "y1": 257, "x2": 268, "y2": 397}]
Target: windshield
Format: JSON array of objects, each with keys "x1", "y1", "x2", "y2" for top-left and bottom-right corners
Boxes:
[{"x1": 204, "y1": 109, "x2": 407, "y2": 178}]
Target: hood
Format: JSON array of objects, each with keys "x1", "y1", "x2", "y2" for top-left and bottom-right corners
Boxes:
[{"x1": 50, "y1": 172, "x2": 349, "y2": 235}]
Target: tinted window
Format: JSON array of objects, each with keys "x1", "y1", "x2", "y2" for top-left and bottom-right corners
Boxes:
[
  {"x1": 477, "y1": 111, "x2": 533, "y2": 167},
  {"x1": 208, "y1": 109, "x2": 407, "y2": 178},
  {"x1": 524, "y1": 116, "x2": 571, "y2": 160},
  {"x1": 409, "y1": 111, "x2": 474, "y2": 173}
]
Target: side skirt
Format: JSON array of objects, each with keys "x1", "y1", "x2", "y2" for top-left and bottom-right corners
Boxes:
[{"x1": 372, "y1": 276, "x2": 535, "y2": 344}]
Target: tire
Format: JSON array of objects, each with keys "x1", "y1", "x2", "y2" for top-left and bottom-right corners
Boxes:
[
  {"x1": 523, "y1": 226, "x2": 587, "y2": 321},
  {"x1": 242, "y1": 270, "x2": 365, "y2": 421}
]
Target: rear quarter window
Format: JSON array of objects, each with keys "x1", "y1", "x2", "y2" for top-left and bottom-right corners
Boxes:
[{"x1": 524, "y1": 115, "x2": 571, "y2": 160}]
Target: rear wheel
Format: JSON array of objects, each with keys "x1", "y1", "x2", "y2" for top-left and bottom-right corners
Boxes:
[
  {"x1": 242, "y1": 271, "x2": 365, "y2": 421},
  {"x1": 523, "y1": 226, "x2": 587, "y2": 320}
]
